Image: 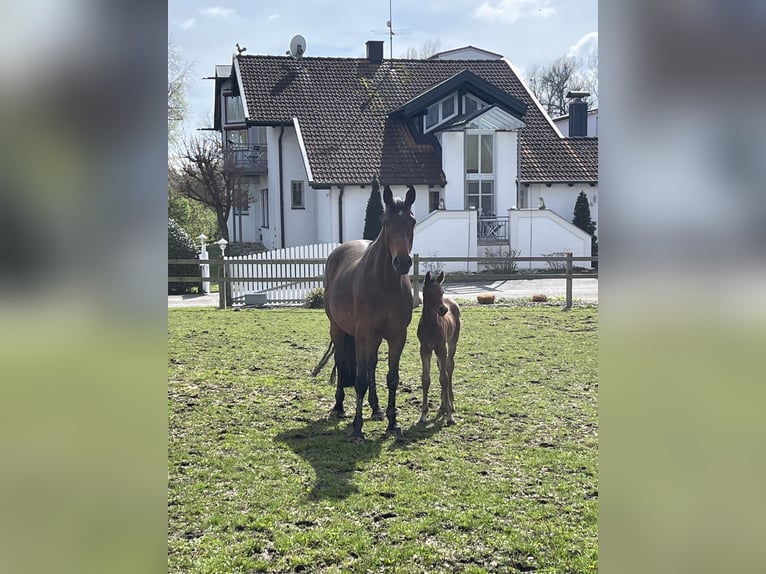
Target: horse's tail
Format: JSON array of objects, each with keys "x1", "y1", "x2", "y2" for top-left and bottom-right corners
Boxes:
[{"x1": 311, "y1": 340, "x2": 335, "y2": 377}]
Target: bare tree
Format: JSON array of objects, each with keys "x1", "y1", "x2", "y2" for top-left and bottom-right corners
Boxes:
[
  {"x1": 403, "y1": 39, "x2": 443, "y2": 59},
  {"x1": 168, "y1": 39, "x2": 190, "y2": 146},
  {"x1": 170, "y1": 133, "x2": 247, "y2": 241},
  {"x1": 526, "y1": 56, "x2": 580, "y2": 117}
]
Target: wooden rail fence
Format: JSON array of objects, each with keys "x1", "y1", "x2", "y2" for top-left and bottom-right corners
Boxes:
[{"x1": 168, "y1": 252, "x2": 597, "y2": 309}]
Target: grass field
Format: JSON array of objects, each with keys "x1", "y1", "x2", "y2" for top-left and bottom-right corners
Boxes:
[{"x1": 168, "y1": 304, "x2": 598, "y2": 573}]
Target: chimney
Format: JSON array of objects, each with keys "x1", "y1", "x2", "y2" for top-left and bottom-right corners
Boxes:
[
  {"x1": 366, "y1": 40, "x2": 384, "y2": 64},
  {"x1": 566, "y1": 90, "x2": 590, "y2": 137}
]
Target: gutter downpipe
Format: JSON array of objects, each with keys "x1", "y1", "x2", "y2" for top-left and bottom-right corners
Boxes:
[
  {"x1": 278, "y1": 124, "x2": 286, "y2": 248},
  {"x1": 338, "y1": 184, "x2": 345, "y2": 242}
]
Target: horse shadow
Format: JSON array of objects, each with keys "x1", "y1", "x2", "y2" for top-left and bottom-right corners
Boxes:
[
  {"x1": 386, "y1": 416, "x2": 447, "y2": 451},
  {"x1": 274, "y1": 416, "x2": 385, "y2": 500}
]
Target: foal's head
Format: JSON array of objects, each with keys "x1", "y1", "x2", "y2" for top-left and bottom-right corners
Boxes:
[
  {"x1": 423, "y1": 271, "x2": 448, "y2": 316},
  {"x1": 382, "y1": 185, "x2": 416, "y2": 275}
]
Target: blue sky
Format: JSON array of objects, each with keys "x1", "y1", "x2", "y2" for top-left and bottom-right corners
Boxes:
[{"x1": 168, "y1": 0, "x2": 597, "y2": 134}]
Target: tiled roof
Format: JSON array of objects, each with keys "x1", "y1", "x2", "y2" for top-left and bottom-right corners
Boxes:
[{"x1": 235, "y1": 55, "x2": 598, "y2": 185}]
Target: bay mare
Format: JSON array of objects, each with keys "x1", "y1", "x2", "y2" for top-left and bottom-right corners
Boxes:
[{"x1": 317, "y1": 185, "x2": 416, "y2": 440}]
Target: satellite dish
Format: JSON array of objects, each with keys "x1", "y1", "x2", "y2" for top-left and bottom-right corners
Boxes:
[{"x1": 288, "y1": 34, "x2": 306, "y2": 59}]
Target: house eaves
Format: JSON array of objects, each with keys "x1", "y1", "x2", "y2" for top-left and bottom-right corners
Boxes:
[
  {"x1": 292, "y1": 117, "x2": 314, "y2": 184},
  {"x1": 437, "y1": 104, "x2": 526, "y2": 132},
  {"x1": 392, "y1": 69, "x2": 527, "y2": 119}
]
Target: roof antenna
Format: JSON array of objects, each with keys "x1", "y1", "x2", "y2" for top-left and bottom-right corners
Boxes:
[{"x1": 372, "y1": 0, "x2": 411, "y2": 59}]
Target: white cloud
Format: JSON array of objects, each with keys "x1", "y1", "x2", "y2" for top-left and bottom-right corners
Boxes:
[
  {"x1": 199, "y1": 6, "x2": 235, "y2": 19},
  {"x1": 179, "y1": 18, "x2": 196, "y2": 30},
  {"x1": 568, "y1": 31, "x2": 598, "y2": 62},
  {"x1": 475, "y1": 0, "x2": 555, "y2": 24},
  {"x1": 268, "y1": 13, "x2": 279, "y2": 21}
]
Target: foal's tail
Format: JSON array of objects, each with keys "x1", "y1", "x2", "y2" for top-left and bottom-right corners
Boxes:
[{"x1": 311, "y1": 340, "x2": 336, "y2": 385}]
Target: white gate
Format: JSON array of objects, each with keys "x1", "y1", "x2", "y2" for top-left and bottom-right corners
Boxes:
[{"x1": 226, "y1": 243, "x2": 340, "y2": 305}]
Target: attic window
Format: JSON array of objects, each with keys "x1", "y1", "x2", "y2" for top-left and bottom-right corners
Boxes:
[
  {"x1": 424, "y1": 93, "x2": 458, "y2": 132},
  {"x1": 464, "y1": 94, "x2": 487, "y2": 115}
]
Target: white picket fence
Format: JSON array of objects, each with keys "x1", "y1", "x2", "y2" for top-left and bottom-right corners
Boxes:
[{"x1": 226, "y1": 242, "x2": 341, "y2": 305}]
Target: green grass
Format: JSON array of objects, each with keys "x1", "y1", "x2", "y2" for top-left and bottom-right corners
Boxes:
[{"x1": 168, "y1": 305, "x2": 598, "y2": 573}]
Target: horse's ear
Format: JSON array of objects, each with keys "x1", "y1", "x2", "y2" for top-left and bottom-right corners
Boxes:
[
  {"x1": 437, "y1": 270, "x2": 444, "y2": 284},
  {"x1": 405, "y1": 185, "x2": 416, "y2": 208},
  {"x1": 383, "y1": 185, "x2": 393, "y2": 207},
  {"x1": 425, "y1": 271, "x2": 432, "y2": 283}
]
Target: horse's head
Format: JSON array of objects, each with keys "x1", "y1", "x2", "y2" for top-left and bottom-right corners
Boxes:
[
  {"x1": 382, "y1": 185, "x2": 416, "y2": 275},
  {"x1": 423, "y1": 270, "x2": 448, "y2": 316}
]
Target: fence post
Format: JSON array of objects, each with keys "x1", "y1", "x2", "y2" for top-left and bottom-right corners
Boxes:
[
  {"x1": 565, "y1": 252, "x2": 573, "y2": 309},
  {"x1": 198, "y1": 234, "x2": 210, "y2": 294},
  {"x1": 412, "y1": 253, "x2": 421, "y2": 308}
]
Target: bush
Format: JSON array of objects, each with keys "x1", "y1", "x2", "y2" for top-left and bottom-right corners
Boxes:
[
  {"x1": 304, "y1": 287, "x2": 325, "y2": 309},
  {"x1": 168, "y1": 218, "x2": 200, "y2": 294},
  {"x1": 531, "y1": 294, "x2": 548, "y2": 302}
]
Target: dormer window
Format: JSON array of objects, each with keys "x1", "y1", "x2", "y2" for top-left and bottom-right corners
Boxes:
[
  {"x1": 464, "y1": 93, "x2": 487, "y2": 115},
  {"x1": 224, "y1": 93, "x2": 245, "y2": 124},
  {"x1": 424, "y1": 93, "x2": 458, "y2": 132}
]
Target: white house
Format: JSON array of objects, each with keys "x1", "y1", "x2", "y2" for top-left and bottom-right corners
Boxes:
[{"x1": 210, "y1": 41, "x2": 598, "y2": 268}]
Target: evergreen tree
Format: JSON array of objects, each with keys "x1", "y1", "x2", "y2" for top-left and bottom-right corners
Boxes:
[
  {"x1": 362, "y1": 175, "x2": 384, "y2": 240},
  {"x1": 572, "y1": 190, "x2": 598, "y2": 264}
]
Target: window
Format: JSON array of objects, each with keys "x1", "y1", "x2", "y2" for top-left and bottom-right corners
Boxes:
[
  {"x1": 260, "y1": 188, "x2": 269, "y2": 228},
  {"x1": 517, "y1": 186, "x2": 528, "y2": 209},
  {"x1": 423, "y1": 93, "x2": 458, "y2": 132},
  {"x1": 429, "y1": 190, "x2": 440, "y2": 212},
  {"x1": 465, "y1": 131, "x2": 495, "y2": 214},
  {"x1": 224, "y1": 94, "x2": 245, "y2": 124},
  {"x1": 466, "y1": 180, "x2": 495, "y2": 216},
  {"x1": 466, "y1": 133, "x2": 493, "y2": 174},
  {"x1": 464, "y1": 94, "x2": 487, "y2": 115},
  {"x1": 291, "y1": 181, "x2": 304, "y2": 209},
  {"x1": 226, "y1": 129, "x2": 247, "y2": 146}
]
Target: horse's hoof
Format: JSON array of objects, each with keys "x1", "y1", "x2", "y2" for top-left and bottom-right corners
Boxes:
[
  {"x1": 446, "y1": 418, "x2": 456, "y2": 426},
  {"x1": 350, "y1": 432, "x2": 365, "y2": 443},
  {"x1": 371, "y1": 410, "x2": 385, "y2": 421},
  {"x1": 329, "y1": 408, "x2": 346, "y2": 419},
  {"x1": 418, "y1": 415, "x2": 428, "y2": 424},
  {"x1": 385, "y1": 426, "x2": 403, "y2": 438}
]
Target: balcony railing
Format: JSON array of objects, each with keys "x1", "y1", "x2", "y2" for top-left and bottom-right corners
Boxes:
[
  {"x1": 224, "y1": 144, "x2": 268, "y2": 174},
  {"x1": 478, "y1": 216, "x2": 509, "y2": 244}
]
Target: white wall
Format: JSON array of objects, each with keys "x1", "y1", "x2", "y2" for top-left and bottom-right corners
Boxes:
[
  {"x1": 412, "y1": 209, "x2": 478, "y2": 272},
  {"x1": 441, "y1": 131, "x2": 465, "y2": 210},
  {"x1": 279, "y1": 128, "x2": 314, "y2": 247},
  {"x1": 509, "y1": 208, "x2": 592, "y2": 269},
  {"x1": 495, "y1": 131, "x2": 518, "y2": 214},
  {"x1": 525, "y1": 183, "x2": 599, "y2": 231}
]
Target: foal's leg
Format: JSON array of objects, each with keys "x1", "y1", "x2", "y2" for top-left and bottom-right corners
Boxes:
[
  {"x1": 384, "y1": 333, "x2": 406, "y2": 436},
  {"x1": 444, "y1": 338, "x2": 458, "y2": 425},
  {"x1": 434, "y1": 342, "x2": 454, "y2": 425},
  {"x1": 419, "y1": 344, "x2": 432, "y2": 424}
]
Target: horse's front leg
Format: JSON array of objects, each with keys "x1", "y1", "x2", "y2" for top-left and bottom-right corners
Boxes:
[
  {"x1": 351, "y1": 340, "x2": 375, "y2": 440},
  {"x1": 419, "y1": 344, "x2": 432, "y2": 424},
  {"x1": 385, "y1": 333, "x2": 407, "y2": 437},
  {"x1": 367, "y1": 353, "x2": 385, "y2": 420}
]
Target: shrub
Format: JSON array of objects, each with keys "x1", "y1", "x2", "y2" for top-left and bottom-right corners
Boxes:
[
  {"x1": 304, "y1": 287, "x2": 325, "y2": 309},
  {"x1": 168, "y1": 218, "x2": 200, "y2": 294},
  {"x1": 531, "y1": 294, "x2": 548, "y2": 302}
]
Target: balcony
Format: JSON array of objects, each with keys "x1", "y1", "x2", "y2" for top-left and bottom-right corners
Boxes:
[
  {"x1": 478, "y1": 216, "x2": 509, "y2": 245},
  {"x1": 224, "y1": 144, "x2": 268, "y2": 174}
]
